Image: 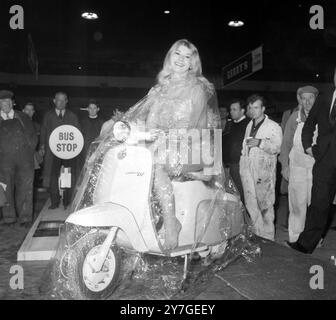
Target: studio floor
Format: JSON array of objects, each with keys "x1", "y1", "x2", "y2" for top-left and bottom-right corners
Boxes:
[{"x1": 0, "y1": 192, "x2": 336, "y2": 300}]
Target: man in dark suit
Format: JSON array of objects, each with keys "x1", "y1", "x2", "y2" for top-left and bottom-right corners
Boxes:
[
  {"x1": 222, "y1": 99, "x2": 250, "y2": 204},
  {"x1": 287, "y1": 69, "x2": 336, "y2": 253},
  {"x1": 39, "y1": 92, "x2": 80, "y2": 209}
]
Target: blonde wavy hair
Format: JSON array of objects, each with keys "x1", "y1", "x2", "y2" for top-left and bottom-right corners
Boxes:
[{"x1": 156, "y1": 39, "x2": 213, "y2": 90}]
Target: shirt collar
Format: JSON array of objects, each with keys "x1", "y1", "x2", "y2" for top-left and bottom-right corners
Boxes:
[
  {"x1": 1, "y1": 109, "x2": 14, "y2": 120},
  {"x1": 234, "y1": 115, "x2": 246, "y2": 123},
  {"x1": 89, "y1": 115, "x2": 98, "y2": 119},
  {"x1": 252, "y1": 115, "x2": 266, "y2": 127},
  {"x1": 55, "y1": 109, "x2": 65, "y2": 116},
  {"x1": 300, "y1": 108, "x2": 309, "y2": 120}
]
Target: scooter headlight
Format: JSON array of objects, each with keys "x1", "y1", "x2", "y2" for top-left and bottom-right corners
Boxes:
[{"x1": 113, "y1": 121, "x2": 131, "y2": 142}]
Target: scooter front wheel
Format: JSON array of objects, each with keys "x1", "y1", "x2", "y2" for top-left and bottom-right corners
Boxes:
[{"x1": 68, "y1": 231, "x2": 121, "y2": 300}]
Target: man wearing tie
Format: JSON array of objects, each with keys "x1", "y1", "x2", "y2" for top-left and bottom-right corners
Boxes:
[
  {"x1": 39, "y1": 92, "x2": 80, "y2": 209},
  {"x1": 287, "y1": 68, "x2": 336, "y2": 253}
]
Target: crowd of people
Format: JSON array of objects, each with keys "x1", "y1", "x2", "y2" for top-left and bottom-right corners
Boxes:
[
  {"x1": 0, "y1": 91, "x2": 106, "y2": 226},
  {"x1": 0, "y1": 38, "x2": 335, "y2": 256},
  {"x1": 221, "y1": 74, "x2": 336, "y2": 254}
]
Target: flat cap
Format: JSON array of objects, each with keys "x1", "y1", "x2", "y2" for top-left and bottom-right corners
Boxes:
[
  {"x1": 0, "y1": 90, "x2": 14, "y2": 99},
  {"x1": 297, "y1": 86, "x2": 319, "y2": 96}
]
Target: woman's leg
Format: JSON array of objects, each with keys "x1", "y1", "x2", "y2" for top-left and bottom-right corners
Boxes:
[{"x1": 154, "y1": 164, "x2": 181, "y2": 250}]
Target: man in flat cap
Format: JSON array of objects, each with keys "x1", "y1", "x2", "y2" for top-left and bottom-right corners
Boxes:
[
  {"x1": 287, "y1": 67, "x2": 336, "y2": 253},
  {"x1": 0, "y1": 90, "x2": 37, "y2": 227},
  {"x1": 280, "y1": 85, "x2": 318, "y2": 243}
]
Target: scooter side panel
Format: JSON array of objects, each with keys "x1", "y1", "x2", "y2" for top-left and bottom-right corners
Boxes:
[
  {"x1": 173, "y1": 181, "x2": 214, "y2": 247},
  {"x1": 195, "y1": 198, "x2": 244, "y2": 245},
  {"x1": 173, "y1": 181, "x2": 244, "y2": 247}
]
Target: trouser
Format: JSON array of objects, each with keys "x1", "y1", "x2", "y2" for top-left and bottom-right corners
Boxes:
[
  {"x1": 288, "y1": 166, "x2": 313, "y2": 242},
  {"x1": 280, "y1": 178, "x2": 288, "y2": 195},
  {"x1": 0, "y1": 162, "x2": 34, "y2": 223},
  {"x1": 229, "y1": 163, "x2": 245, "y2": 205},
  {"x1": 50, "y1": 157, "x2": 76, "y2": 207},
  {"x1": 240, "y1": 161, "x2": 276, "y2": 241},
  {"x1": 297, "y1": 150, "x2": 336, "y2": 253}
]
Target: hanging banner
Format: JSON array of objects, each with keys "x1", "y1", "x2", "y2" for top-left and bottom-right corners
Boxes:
[{"x1": 222, "y1": 46, "x2": 263, "y2": 86}]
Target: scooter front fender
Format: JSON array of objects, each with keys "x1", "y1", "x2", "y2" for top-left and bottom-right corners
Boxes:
[{"x1": 66, "y1": 202, "x2": 148, "y2": 252}]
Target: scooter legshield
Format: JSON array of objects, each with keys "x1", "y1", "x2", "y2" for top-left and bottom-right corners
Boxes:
[{"x1": 66, "y1": 202, "x2": 148, "y2": 252}]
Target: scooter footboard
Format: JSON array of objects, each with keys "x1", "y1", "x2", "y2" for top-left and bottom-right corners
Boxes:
[{"x1": 66, "y1": 203, "x2": 148, "y2": 252}]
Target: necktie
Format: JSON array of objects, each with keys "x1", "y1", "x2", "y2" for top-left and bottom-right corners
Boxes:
[
  {"x1": 58, "y1": 111, "x2": 63, "y2": 120},
  {"x1": 329, "y1": 97, "x2": 336, "y2": 127}
]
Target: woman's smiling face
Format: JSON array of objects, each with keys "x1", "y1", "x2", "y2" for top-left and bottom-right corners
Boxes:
[{"x1": 170, "y1": 45, "x2": 192, "y2": 76}]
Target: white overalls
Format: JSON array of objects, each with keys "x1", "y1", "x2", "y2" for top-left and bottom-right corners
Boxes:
[
  {"x1": 288, "y1": 111, "x2": 317, "y2": 242},
  {"x1": 240, "y1": 116, "x2": 283, "y2": 241}
]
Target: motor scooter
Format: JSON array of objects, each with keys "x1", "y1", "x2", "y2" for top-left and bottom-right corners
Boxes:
[{"x1": 63, "y1": 121, "x2": 245, "y2": 299}]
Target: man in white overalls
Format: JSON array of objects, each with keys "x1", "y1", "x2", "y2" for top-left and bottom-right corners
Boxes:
[
  {"x1": 240, "y1": 95, "x2": 283, "y2": 240},
  {"x1": 279, "y1": 86, "x2": 318, "y2": 242}
]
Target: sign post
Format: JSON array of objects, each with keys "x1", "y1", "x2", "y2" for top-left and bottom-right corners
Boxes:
[
  {"x1": 49, "y1": 124, "x2": 84, "y2": 193},
  {"x1": 49, "y1": 125, "x2": 84, "y2": 160},
  {"x1": 222, "y1": 46, "x2": 263, "y2": 87}
]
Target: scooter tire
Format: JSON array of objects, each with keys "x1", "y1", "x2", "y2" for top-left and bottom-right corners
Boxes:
[{"x1": 68, "y1": 231, "x2": 121, "y2": 300}]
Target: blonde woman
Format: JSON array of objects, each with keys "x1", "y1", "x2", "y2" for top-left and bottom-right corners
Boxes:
[{"x1": 136, "y1": 39, "x2": 220, "y2": 250}]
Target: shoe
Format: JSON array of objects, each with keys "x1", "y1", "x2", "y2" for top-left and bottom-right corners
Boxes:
[
  {"x1": 281, "y1": 225, "x2": 288, "y2": 232},
  {"x1": 285, "y1": 241, "x2": 308, "y2": 254},
  {"x1": 49, "y1": 203, "x2": 59, "y2": 210},
  {"x1": 20, "y1": 221, "x2": 32, "y2": 228},
  {"x1": 316, "y1": 238, "x2": 324, "y2": 248},
  {"x1": 190, "y1": 252, "x2": 201, "y2": 261},
  {"x1": 5, "y1": 221, "x2": 17, "y2": 228}
]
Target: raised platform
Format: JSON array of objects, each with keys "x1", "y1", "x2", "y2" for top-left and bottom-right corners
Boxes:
[{"x1": 17, "y1": 199, "x2": 70, "y2": 261}]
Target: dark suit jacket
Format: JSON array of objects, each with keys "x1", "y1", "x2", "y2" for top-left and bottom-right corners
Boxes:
[
  {"x1": 222, "y1": 117, "x2": 250, "y2": 165},
  {"x1": 0, "y1": 111, "x2": 38, "y2": 163},
  {"x1": 302, "y1": 90, "x2": 336, "y2": 162},
  {"x1": 40, "y1": 109, "x2": 80, "y2": 187}
]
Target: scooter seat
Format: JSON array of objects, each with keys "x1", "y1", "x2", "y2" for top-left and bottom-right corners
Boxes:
[
  {"x1": 184, "y1": 171, "x2": 212, "y2": 182},
  {"x1": 170, "y1": 171, "x2": 212, "y2": 182}
]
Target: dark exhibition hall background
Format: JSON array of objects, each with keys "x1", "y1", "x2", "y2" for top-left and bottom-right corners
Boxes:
[{"x1": 0, "y1": 0, "x2": 335, "y2": 120}]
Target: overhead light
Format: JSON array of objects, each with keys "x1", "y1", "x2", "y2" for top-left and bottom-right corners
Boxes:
[
  {"x1": 228, "y1": 20, "x2": 244, "y2": 27},
  {"x1": 316, "y1": 74, "x2": 320, "y2": 78},
  {"x1": 81, "y1": 12, "x2": 98, "y2": 20},
  {"x1": 164, "y1": 10, "x2": 170, "y2": 14}
]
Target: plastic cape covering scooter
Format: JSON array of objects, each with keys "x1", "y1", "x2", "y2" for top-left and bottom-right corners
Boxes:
[{"x1": 57, "y1": 119, "x2": 248, "y2": 300}]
